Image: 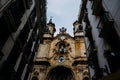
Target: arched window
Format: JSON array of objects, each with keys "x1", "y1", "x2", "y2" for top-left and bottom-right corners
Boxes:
[{"x1": 46, "y1": 66, "x2": 75, "y2": 80}]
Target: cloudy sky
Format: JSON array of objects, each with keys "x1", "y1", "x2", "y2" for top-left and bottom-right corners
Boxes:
[{"x1": 47, "y1": 0, "x2": 81, "y2": 36}]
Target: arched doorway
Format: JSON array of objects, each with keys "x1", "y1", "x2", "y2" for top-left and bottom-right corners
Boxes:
[{"x1": 46, "y1": 66, "x2": 75, "y2": 80}]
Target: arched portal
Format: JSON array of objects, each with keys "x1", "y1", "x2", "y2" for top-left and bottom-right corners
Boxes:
[{"x1": 46, "y1": 66, "x2": 75, "y2": 80}]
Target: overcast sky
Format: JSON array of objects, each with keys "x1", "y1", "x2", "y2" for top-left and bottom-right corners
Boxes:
[{"x1": 47, "y1": 0, "x2": 81, "y2": 36}]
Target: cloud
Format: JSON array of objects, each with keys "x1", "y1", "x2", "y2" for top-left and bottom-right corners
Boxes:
[
  {"x1": 47, "y1": 0, "x2": 64, "y2": 15},
  {"x1": 47, "y1": 0, "x2": 81, "y2": 36},
  {"x1": 47, "y1": 0, "x2": 77, "y2": 16}
]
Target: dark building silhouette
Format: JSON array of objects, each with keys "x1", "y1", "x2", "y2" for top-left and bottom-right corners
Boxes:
[
  {"x1": 0, "y1": 0, "x2": 46, "y2": 80},
  {"x1": 78, "y1": 0, "x2": 120, "y2": 80}
]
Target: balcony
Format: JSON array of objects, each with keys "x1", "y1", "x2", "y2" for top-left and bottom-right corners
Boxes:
[
  {"x1": 24, "y1": 38, "x2": 33, "y2": 58},
  {"x1": 4, "y1": 39, "x2": 23, "y2": 72},
  {"x1": 104, "y1": 50, "x2": 120, "y2": 73},
  {"x1": 18, "y1": 22, "x2": 30, "y2": 46},
  {"x1": 83, "y1": 11, "x2": 88, "y2": 22},
  {"x1": 25, "y1": 0, "x2": 33, "y2": 9},
  {"x1": 92, "y1": 68, "x2": 108, "y2": 80},
  {"x1": 92, "y1": 0, "x2": 102, "y2": 16},
  {"x1": 85, "y1": 25, "x2": 91, "y2": 37},
  {"x1": 98, "y1": 12, "x2": 120, "y2": 54},
  {"x1": 3, "y1": 10, "x2": 18, "y2": 33},
  {"x1": 87, "y1": 42, "x2": 98, "y2": 70},
  {"x1": 9, "y1": 0, "x2": 25, "y2": 27},
  {"x1": 99, "y1": 12, "x2": 114, "y2": 38},
  {"x1": 82, "y1": 0, "x2": 87, "y2": 9},
  {"x1": 78, "y1": 0, "x2": 87, "y2": 23},
  {"x1": 102, "y1": 69, "x2": 120, "y2": 80},
  {"x1": 30, "y1": 7, "x2": 36, "y2": 27}
]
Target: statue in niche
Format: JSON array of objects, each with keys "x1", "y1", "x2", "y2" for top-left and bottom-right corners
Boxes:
[{"x1": 59, "y1": 44, "x2": 66, "y2": 54}]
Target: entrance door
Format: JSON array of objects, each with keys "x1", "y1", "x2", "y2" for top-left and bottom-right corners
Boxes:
[{"x1": 46, "y1": 66, "x2": 75, "y2": 80}]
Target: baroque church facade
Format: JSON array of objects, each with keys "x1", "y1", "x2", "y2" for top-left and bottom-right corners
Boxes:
[{"x1": 29, "y1": 20, "x2": 89, "y2": 80}]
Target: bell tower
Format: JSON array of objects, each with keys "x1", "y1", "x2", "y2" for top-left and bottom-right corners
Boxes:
[
  {"x1": 73, "y1": 20, "x2": 83, "y2": 38},
  {"x1": 43, "y1": 18, "x2": 56, "y2": 38},
  {"x1": 43, "y1": 18, "x2": 56, "y2": 44}
]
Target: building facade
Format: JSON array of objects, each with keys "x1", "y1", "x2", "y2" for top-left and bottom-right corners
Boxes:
[
  {"x1": 78, "y1": 0, "x2": 120, "y2": 80},
  {"x1": 0, "y1": 0, "x2": 46, "y2": 80},
  {"x1": 29, "y1": 20, "x2": 89, "y2": 80}
]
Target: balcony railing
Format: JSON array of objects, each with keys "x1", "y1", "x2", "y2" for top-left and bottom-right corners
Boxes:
[
  {"x1": 85, "y1": 25, "x2": 91, "y2": 37},
  {"x1": 92, "y1": 0, "x2": 102, "y2": 16},
  {"x1": 92, "y1": 68, "x2": 108, "y2": 80},
  {"x1": 25, "y1": 0, "x2": 33, "y2": 9},
  {"x1": 83, "y1": 12, "x2": 88, "y2": 22},
  {"x1": 24, "y1": 38, "x2": 33, "y2": 58},
  {"x1": 99, "y1": 12, "x2": 114, "y2": 37},
  {"x1": 3, "y1": 10, "x2": 17, "y2": 32},
  {"x1": 78, "y1": 0, "x2": 87, "y2": 23},
  {"x1": 87, "y1": 43, "x2": 98, "y2": 70},
  {"x1": 9, "y1": 0, "x2": 25, "y2": 27},
  {"x1": 82, "y1": 0, "x2": 87, "y2": 9},
  {"x1": 18, "y1": 22, "x2": 30, "y2": 46},
  {"x1": 30, "y1": 7, "x2": 36, "y2": 27}
]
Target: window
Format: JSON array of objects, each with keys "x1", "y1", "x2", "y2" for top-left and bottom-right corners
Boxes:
[
  {"x1": 30, "y1": 7, "x2": 36, "y2": 27},
  {"x1": 0, "y1": 16, "x2": 10, "y2": 49},
  {"x1": 18, "y1": 21, "x2": 30, "y2": 45},
  {"x1": 58, "y1": 55, "x2": 64, "y2": 63},
  {"x1": 9, "y1": 0, "x2": 25, "y2": 27}
]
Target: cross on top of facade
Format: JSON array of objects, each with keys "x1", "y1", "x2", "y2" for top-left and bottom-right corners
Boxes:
[{"x1": 59, "y1": 27, "x2": 67, "y2": 33}]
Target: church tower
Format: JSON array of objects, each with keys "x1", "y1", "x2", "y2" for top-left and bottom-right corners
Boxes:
[
  {"x1": 43, "y1": 19, "x2": 56, "y2": 39},
  {"x1": 73, "y1": 20, "x2": 83, "y2": 37},
  {"x1": 29, "y1": 21, "x2": 89, "y2": 80}
]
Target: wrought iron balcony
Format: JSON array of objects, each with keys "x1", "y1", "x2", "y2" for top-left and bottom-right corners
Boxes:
[
  {"x1": 88, "y1": 47, "x2": 98, "y2": 69},
  {"x1": 78, "y1": 0, "x2": 87, "y2": 23},
  {"x1": 10, "y1": 0, "x2": 25, "y2": 26},
  {"x1": 92, "y1": 0, "x2": 102, "y2": 16},
  {"x1": 85, "y1": 25, "x2": 91, "y2": 37},
  {"x1": 102, "y1": 69, "x2": 120, "y2": 80},
  {"x1": 92, "y1": 68, "x2": 108, "y2": 80},
  {"x1": 25, "y1": 0, "x2": 33, "y2": 9},
  {"x1": 3, "y1": 10, "x2": 17, "y2": 32},
  {"x1": 83, "y1": 11, "x2": 88, "y2": 22},
  {"x1": 99, "y1": 12, "x2": 114, "y2": 38},
  {"x1": 82, "y1": 0, "x2": 87, "y2": 9},
  {"x1": 18, "y1": 22, "x2": 30, "y2": 46}
]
